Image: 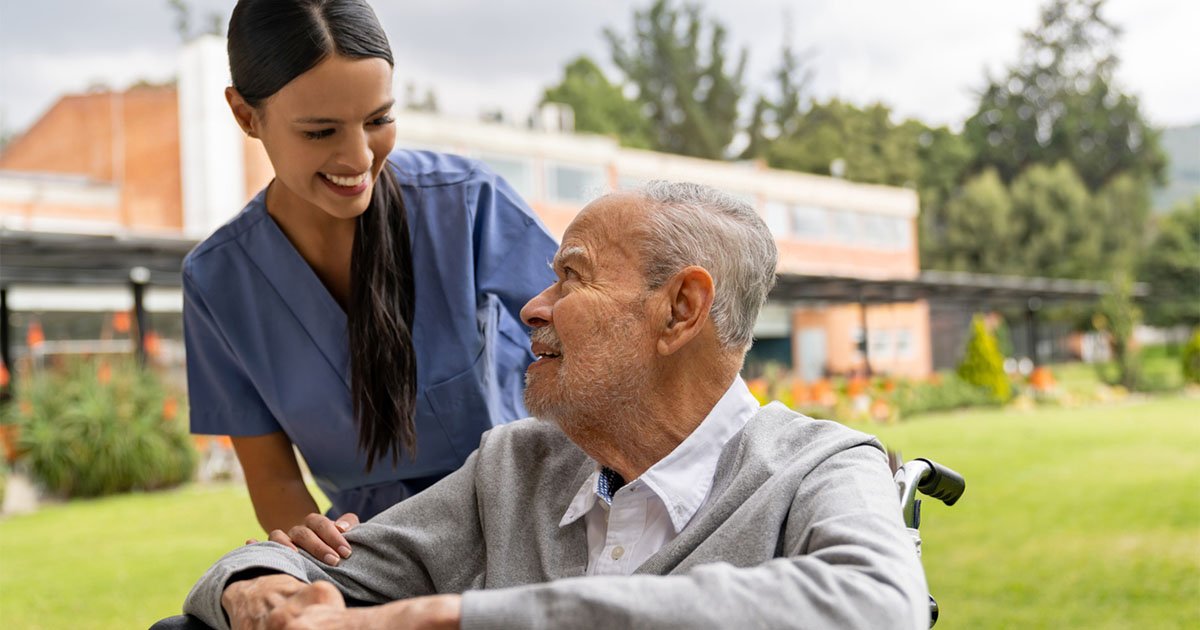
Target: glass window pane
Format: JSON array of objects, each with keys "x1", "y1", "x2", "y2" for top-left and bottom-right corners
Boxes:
[
  {"x1": 548, "y1": 162, "x2": 605, "y2": 204},
  {"x1": 479, "y1": 153, "x2": 534, "y2": 201},
  {"x1": 763, "y1": 201, "x2": 791, "y2": 238},
  {"x1": 791, "y1": 205, "x2": 829, "y2": 239}
]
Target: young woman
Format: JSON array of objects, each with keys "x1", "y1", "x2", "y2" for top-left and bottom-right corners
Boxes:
[{"x1": 183, "y1": 0, "x2": 556, "y2": 563}]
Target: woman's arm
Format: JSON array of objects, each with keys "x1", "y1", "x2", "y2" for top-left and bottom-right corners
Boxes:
[{"x1": 232, "y1": 433, "x2": 355, "y2": 565}]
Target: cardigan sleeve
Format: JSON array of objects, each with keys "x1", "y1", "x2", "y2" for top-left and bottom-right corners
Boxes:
[{"x1": 181, "y1": 447, "x2": 489, "y2": 629}]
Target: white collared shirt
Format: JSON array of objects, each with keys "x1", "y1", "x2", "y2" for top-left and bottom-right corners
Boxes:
[{"x1": 559, "y1": 376, "x2": 761, "y2": 576}]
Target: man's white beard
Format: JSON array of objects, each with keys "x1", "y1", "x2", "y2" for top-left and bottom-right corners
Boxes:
[{"x1": 524, "y1": 321, "x2": 653, "y2": 435}]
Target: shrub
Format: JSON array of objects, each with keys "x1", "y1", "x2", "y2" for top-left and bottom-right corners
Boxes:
[
  {"x1": 894, "y1": 373, "x2": 1001, "y2": 417},
  {"x1": 1183, "y1": 330, "x2": 1200, "y2": 385},
  {"x1": 4, "y1": 359, "x2": 196, "y2": 499},
  {"x1": 957, "y1": 316, "x2": 1012, "y2": 403}
]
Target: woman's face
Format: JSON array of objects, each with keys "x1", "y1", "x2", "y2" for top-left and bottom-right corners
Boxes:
[{"x1": 235, "y1": 54, "x2": 397, "y2": 221}]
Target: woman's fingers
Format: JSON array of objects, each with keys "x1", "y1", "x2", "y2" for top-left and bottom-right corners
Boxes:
[
  {"x1": 302, "y1": 513, "x2": 353, "y2": 562},
  {"x1": 267, "y1": 528, "x2": 299, "y2": 551},
  {"x1": 335, "y1": 512, "x2": 360, "y2": 533}
]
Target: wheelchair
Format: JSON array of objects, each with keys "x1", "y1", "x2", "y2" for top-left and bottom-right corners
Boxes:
[{"x1": 893, "y1": 456, "x2": 967, "y2": 628}]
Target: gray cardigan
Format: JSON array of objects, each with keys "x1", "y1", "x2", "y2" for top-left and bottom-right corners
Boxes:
[{"x1": 184, "y1": 404, "x2": 930, "y2": 629}]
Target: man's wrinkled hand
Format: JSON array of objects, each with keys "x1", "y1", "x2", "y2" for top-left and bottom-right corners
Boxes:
[{"x1": 221, "y1": 573, "x2": 306, "y2": 630}]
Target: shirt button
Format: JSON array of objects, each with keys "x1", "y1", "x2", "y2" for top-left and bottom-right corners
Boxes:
[{"x1": 611, "y1": 546, "x2": 625, "y2": 560}]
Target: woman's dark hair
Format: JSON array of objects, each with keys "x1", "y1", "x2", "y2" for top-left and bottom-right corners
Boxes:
[{"x1": 228, "y1": 0, "x2": 417, "y2": 471}]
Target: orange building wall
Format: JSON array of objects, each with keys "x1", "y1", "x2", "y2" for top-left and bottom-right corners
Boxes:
[
  {"x1": 0, "y1": 87, "x2": 183, "y2": 231},
  {"x1": 791, "y1": 301, "x2": 931, "y2": 379}
]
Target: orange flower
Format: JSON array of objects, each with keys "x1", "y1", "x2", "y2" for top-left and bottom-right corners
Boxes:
[
  {"x1": 96, "y1": 361, "x2": 112, "y2": 385},
  {"x1": 112, "y1": 310, "x2": 132, "y2": 334},
  {"x1": 847, "y1": 376, "x2": 868, "y2": 397},
  {"x1": 162, "y1": 396, "x2": 178, "y2": 421},
  {"x1": 790, "y1": 379, "x2": 810, "y2": 405},
  {"x1": 144, "y1": 331, "x2": 162, "y2": 357},
  {"x1": 0, "y1": 424, "x2": 20, "y2": 463},
  {"x1": 26, "y1": 322, "x2": 45, "y2": 348},
  {"x1": 1029, "y1": 366, "x2": 1057, "y2": 392},
  {"x1": 0, "y1": 359, "x2": 9, "y2": 388}
]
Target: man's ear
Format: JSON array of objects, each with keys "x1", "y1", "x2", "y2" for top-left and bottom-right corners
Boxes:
[
  {"x1": 656, "y1": 266, "x2": 715, "y2": 356},
  {"x1": 225, "y1": 87, "x2": 259, "y2": 138}
]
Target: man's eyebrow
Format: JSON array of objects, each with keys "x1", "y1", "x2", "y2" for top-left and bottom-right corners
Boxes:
[
  {"x1": 293, "y1": 100, "x2": 396, "y2": 124},
  {"x1": 551, "y1": 246, "x2": 590, "y2": 271}
]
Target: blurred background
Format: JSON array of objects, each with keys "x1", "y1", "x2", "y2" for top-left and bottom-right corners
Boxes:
[{"x1": 0, "y1": 1, "x2": 1196, "y2": 628}]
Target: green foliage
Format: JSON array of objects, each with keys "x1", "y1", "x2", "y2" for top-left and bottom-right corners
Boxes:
[
  {"x1": 759, "y1": 99, "x2": 922, "y2": 187},
  {"x1": 605, "y1": 0, "x2": 747, "y2": 159},
  {"x1": 1182, "y1": 330, "x2": 1200, "y2": 384},
  {"x1": 957, "y1": 317, "x2": 1013, "y2": 403},
  {"x1": 541, "y1": 56, "x2": 653, "y2": 148},
  {"x1": 1008, "y1": 161, "x2": 1102, "y2": 278},
  {"x1": 5, "y1": 359, "x2": 195, "y2": 498},
  {"x1": 962, "y1": 0, "x2": 1166, "y2": 192},
  {"x1": 893, "y1": 374, "x2": 1002, "y2": 417},
  {"x1": 926, "y1": 169, "x2": 1014, "y2": 273},
  {"x1": 1095, "y1": 271, "x2": 1143, "y2": 389},
  {"x1": 1140, "y1": 196, "x2": 1200, "y2": 328}
]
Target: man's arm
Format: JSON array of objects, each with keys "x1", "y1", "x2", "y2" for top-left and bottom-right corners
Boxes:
[
  {"x1": 459, "y1": 443, "x2": 929, "y2": 630},
  {"x1": 183, "y1": 450, "x2": 488, "y2": 630}
]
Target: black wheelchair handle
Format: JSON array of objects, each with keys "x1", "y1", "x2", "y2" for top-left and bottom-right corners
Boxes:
[{"x1": 913, "y1": 458, "x2": 965, "y2": 507}]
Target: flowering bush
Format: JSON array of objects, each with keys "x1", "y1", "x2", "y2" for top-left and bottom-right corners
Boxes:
[{"x1": 3, "y1": 359, "x2": 196, "y2": 498}]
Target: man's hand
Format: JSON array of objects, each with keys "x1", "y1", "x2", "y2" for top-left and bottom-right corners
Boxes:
[
  {"x1": 222, "y1": 574, "x2": 462, "y2": 630},
  {"x1": 221, "y1": 573, "x2": 307, "y2": 629}
]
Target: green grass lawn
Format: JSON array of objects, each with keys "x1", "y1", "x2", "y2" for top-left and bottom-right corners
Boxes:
[
  {"x1": 1, "y1": 396, "x2": 1197, "y2": 629},
  {"x1": 855, "y1": 395, "x2": 1200, "y2": 629}
]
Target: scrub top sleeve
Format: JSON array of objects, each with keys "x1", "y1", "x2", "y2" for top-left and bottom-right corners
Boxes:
[
  {"x1": 182, "y1": 272, "x2": 282, "y2": 437},
  {"x1": 471, "y1": 171, "x2": 559, "y2": 323}
]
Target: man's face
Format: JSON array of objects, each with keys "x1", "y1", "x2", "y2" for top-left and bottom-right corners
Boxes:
[{"x1": 520, "y1": 194, "x2": 659, "y2": 426}]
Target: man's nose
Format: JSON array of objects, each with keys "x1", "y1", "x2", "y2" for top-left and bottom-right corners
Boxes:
[{"x1": 521, "y1": 285, "x2": 554, "y2": 328}]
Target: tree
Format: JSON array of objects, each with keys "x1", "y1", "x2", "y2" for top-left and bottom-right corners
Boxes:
[
  {"x1": 1008, "y1": 161, "x2": 1101, "y2": 278},
  {"x1": 963, "y1": 0, "x2": 1165, "y2": 191},
  {"x1": 742, "y1": 39, "x2": 812, "y2": 161},
  {"x1": 958, "y1": 316, "x2": 1012, "y2": 403},
  {"x1": 1095, "y1": 270, "x2": 1142, "y2": 389},
  {"x1": 541, "y1": 56, "x2": 652, "y2": 148},
  {"x1": 1139, "y1": 197, "x2": 1200, "y2": 328},
  {"x1": 605, "y1": 0, "x2": 747, "y2": 159},
  {"x1": 165, "y1": 0, "x2": 224, "y2": 41},
  {"x1": 924, "y1": 169, "x2": 1014, "y2": 273},
  {"x1": 762, "y1": 99, "x2": 921, "y2": 187}
]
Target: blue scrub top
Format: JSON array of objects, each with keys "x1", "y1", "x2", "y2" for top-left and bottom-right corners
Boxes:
[{"x1": 183, "y1": 150, "x2": 559, "y2": 519}]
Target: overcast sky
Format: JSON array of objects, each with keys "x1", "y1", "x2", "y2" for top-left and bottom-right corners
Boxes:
[{"x1": 1, "y1": 0, "x2": 1197, "y2": 137}]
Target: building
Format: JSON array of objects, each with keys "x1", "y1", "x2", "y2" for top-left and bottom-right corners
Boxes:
[{"x1": 1, "y1": 36, "x2": 932, "y2": 385}]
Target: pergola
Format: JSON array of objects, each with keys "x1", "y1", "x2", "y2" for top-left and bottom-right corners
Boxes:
[
  {"x1": 0, "y1": 228, "x2": 1149, "y2": 389},
  {"x1": 0, "y1": 228, "x2": 195, "y2": 381}
]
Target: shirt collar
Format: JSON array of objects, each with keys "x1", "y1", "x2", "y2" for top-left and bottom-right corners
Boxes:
[{"x1": 558, "y1": 376, "x2": 760, "y2": 531}]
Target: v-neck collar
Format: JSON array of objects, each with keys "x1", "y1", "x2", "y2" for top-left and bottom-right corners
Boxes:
[{"x1": 238, "y1": 190, "x2": 352, "y2": 388}]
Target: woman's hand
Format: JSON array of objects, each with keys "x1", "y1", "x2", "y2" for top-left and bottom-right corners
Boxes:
[{"x1": 247, "y1": 512, "x2": 360, "y2": 566}]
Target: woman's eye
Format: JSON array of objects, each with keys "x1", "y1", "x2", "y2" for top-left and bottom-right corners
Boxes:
[
  {"x1": 370, "y1": 115, "x2": 395, "y2": 127},
  {"x1": 303, "y1": 129, "x2": 334, "y2": 140}
]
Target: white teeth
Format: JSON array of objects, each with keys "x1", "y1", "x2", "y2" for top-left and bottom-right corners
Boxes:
[{"x1": 322, "y1": 172, "x2": 368, "y2": 187}]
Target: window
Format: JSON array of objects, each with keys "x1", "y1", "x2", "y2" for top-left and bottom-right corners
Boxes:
[
  {"x1": 763, "y1": 201, "x2": 791, "y2": 238},
  {"x1": 547, "y1": 162, "x2": 606, "y2": 204},
  {"x1": 831, "y1": 210, "x2": 859, "y2": 244},
  {"x1": 895, "y1": 328, "x2": 914, "y2": 359},
  {"x1": 479, "y1": 153, "x2": 535, "y2": 201},
  {"x1": 869, "y1": 330, "x2": 891, "y2": 360},
  {"x1": 790, "y1": 205, "x2": 829, "y2": 239}
]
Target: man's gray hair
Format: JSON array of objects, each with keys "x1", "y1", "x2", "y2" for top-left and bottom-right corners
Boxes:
[{"x1": 636, "y1": 181, "x2": 778, "y2": 351}]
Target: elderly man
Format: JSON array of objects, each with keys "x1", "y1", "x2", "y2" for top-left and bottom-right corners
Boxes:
[{"x1": 180, "y1": 182, "x2": 929, "y2": 629}]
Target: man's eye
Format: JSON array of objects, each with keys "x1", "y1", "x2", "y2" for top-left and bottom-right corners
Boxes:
[
  {"x1": 303, "y1": 129, "x2": 334, "y2": 140},
  {"x1": 563, "y1": 267, "x2": 579, "y2": 280}
]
